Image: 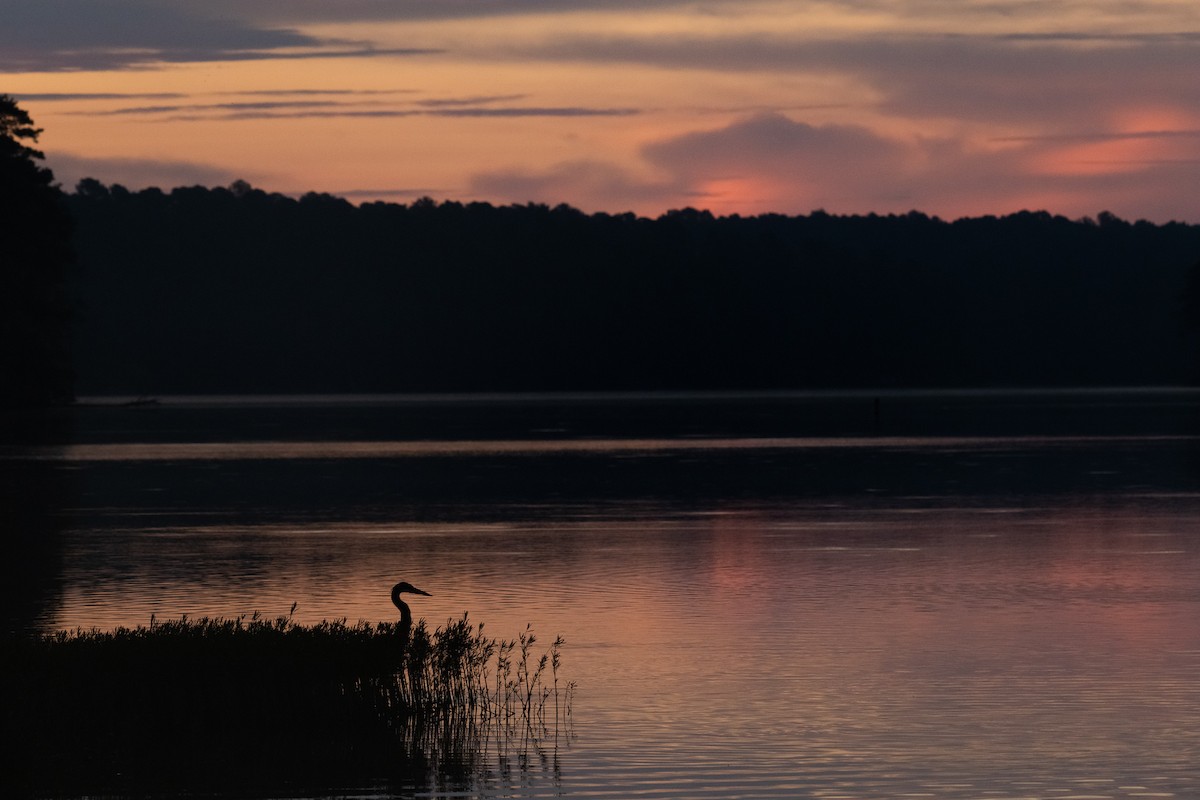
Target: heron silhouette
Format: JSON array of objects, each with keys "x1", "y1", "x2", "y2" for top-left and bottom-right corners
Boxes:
[{"x1": 391, "y1": 581, "x2": 431, "y2": 641}]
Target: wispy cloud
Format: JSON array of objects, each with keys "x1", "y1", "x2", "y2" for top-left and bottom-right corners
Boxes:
[
  {"x1": 14, "y1": 92, "x2": 188, "y2": 102},
  {"x1": 512, "y1": 29, "x2": 1200, "y2": 76},
  {"x1": 993, "y1": 130, "x2": 1200, "y2": 143},
  {"x1": 507, "y1": 31, "x2": 1200, "y2": 126},
  {"x1": 83, "y1": 101, "x2": 361, "y2": 117},
  {"x1": 20, "y1": 90, "x2": 418, "y2": 103},
  {"x1": 3, "y1": 1, "x2": 304, "y2": 71},
  {"x1": 414, "y1": 95, "x2": 527, "y2": 108},
  {"x1": 67, "y1": 96, "x2": 640, "y2": 123},
  {"x1": 429, "y1": 107, "x2": 638, "y2": 118},
  {"x1": 229, "y1": 89, "x2": 419, "y2": 97},
  {"x1": 0, "y1": 1, "x2": 436, "y2": 71}
]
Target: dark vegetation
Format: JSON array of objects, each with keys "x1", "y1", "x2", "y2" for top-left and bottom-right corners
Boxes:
[
  {"x1": 67, "y1": 183, "x2": 1200, "y2": 395},
  {"x1": 0, "y1": 95, "x2": 73, "y2": 407},
  {"x1": 4, "y1": 94, "x2": 1200, "y2": 399},
  {"x1": 2, "y1": 611, "x2": 570, "y2": 795}
]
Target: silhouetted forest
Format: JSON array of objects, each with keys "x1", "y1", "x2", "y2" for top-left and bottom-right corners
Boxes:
[
  {"x1": 67, "y1": 182, "x2": 1200, "y2": 394},
  {"x1": 0, "y1": 96, "x2": 73, "y2": 407}
]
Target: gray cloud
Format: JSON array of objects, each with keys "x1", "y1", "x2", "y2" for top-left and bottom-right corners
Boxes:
[
  {"x1": 993, "y1": 130, "x2": 1200, "y2": 143},
  {"x1": 13, "y1": 92, "x2": 188, "y2": 102},
  {"x1": 430, "y1": 107, "x2": 639, "y2": 118},
  {"x1": 18, "y1": 91, "x2": 420, "y2": 112},
  {"x1": 646, "y1": 114, "x2": 904, "y2": 171},
  {"x1": 993, "y1": 31, "x2": 1200, "y2": 43},
  {"x1": 511, "y1": 31, "x2": 1200, "y2": 127},
  {"x1": 921, "y1": 149, "x2": 1200, "y2": 223},
  {"x1": 470, "y1": 160, "x2": 678, "y2": 214},
  {"x1": 333, "y1": 187, "x2": 451, "y2": 200},
  {"x1": 860, "y1": 36, "x2": 1200, "y2": 125},
  {"x1": 0, "y1": 0, "x2": 436, "y2": 71},
  {"x1": 207, "y1": 0, "x2": 698, "y2": 24},
  {"x1": 148, "y1": 0, "x2": 1182, "y2": 26},
  {"x1": 644, "y1": 113, "x2": 916, "y2": 208},
  {"x1": 230, "y1": 89, "x2": 419, "y2": 97},
  {"x1": 45, "y1": 152, "x2": 256, "y2": 193},
  {"x1": 45, "y1": 151, "x2": 447, "y2": 201},
  {"x1": 0, "y1": 0, "x2": 699, "y2": 72},
  {"x1": 207, "y1": 106, "x2": 638, "y2": 121},
  {"x1": 70, "y1": 97, "x2": 640, "y2": 122},
  {"x1": 414, "y1": 95, "x2": 528, "y2": 108},
  {"x1": 85, "y1": 101, "x2": 354, "y2": 117},
  {"x1": 2, "y1": 0, "x2": 310, "y2": 71}
]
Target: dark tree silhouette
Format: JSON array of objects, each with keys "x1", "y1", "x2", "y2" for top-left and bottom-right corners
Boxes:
[
  {"x1": 0, "y1": 95, "x2": 73, "y2": 406},
  {"x1": 1187, "y1": 260, "x2": 1200, "y2": 326},
  {"x1": 64, "y1": 182, "x2": 1200, "y2": 394},
  {"x1": 1185, "y1": 259, "x2": 1200, "y2": 381}
]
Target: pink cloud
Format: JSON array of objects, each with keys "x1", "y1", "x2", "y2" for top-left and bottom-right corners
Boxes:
[
  {"x1": 642, "y1": 113, "x2": 916, "y2": 213},
  {"x1": 469, "y1": 113, "x2": 1200, "y2": 221}
]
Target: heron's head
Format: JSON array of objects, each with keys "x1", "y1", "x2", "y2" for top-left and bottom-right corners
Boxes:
[{"x1": 392, "y1": 581, "x2": 431, "y2": 597}]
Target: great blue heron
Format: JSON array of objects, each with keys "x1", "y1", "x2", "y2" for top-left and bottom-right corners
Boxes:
[{"x1": 391, "y1": 581, "x2": 431, "y2": 640}]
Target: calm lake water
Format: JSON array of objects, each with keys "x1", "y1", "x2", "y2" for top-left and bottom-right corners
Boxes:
[{"x1": 4, "y1": 390, "x2": 1200, "y2": 799}]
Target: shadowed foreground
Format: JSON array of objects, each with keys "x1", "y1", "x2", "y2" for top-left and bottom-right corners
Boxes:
[{"x1": 2, "y1": 611, "x2": 570, "y2": 795}]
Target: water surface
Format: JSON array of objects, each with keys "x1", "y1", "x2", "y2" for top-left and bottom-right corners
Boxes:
[{"x1": 5, "y1": 390, "x2": 1200, "y2": 799}]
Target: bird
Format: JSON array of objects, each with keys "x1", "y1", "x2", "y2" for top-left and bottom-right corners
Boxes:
[{"x1": 391, "y1": 581, "x2": 431, "y2": 641}]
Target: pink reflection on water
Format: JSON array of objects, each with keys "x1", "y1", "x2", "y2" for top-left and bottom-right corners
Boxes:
[{"x1": 46, "y1": 499, "x2": 1200, "y2": 798}]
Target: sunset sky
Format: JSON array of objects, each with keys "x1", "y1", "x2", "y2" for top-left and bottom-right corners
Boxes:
[{"x1": 6, "y1": 0, "x2": 1200, "y2": 221}]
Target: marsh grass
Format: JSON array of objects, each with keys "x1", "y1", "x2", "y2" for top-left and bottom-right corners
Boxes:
[{"x1": 2, "y1": 609, "x2": 572, "y2": 795}]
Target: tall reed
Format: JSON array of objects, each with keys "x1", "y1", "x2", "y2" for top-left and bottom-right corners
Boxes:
[{"x1": 2, "y1": 609, "x2": 571, "y2": 795}]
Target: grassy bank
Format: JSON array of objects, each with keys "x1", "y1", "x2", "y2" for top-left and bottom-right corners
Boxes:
[{"x1": 2, "y1": 610, "x2": 571, "y2": 795}]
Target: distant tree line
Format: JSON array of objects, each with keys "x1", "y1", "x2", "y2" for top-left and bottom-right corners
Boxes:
[{"x1": 66, "y1": 181, "x2": 1200, "y2": 395}]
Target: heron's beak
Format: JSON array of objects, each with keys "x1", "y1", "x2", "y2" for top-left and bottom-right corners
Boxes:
[{"x1": 415, "y1": 587, "x2": 431, "y2": 596}]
